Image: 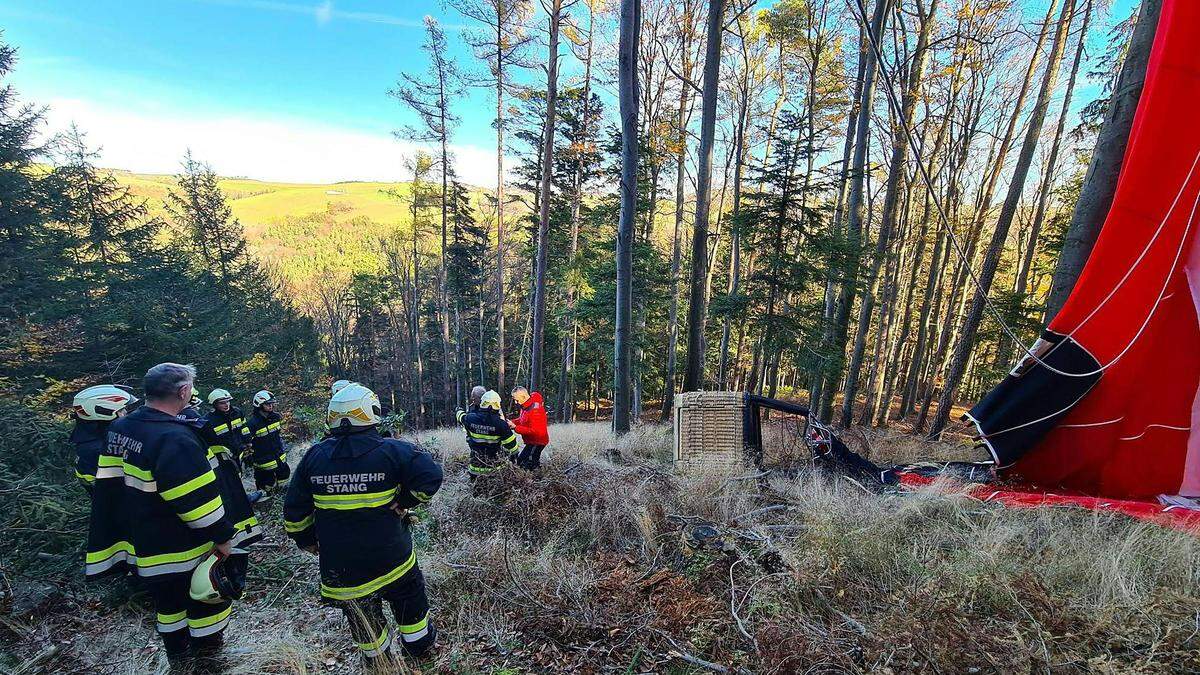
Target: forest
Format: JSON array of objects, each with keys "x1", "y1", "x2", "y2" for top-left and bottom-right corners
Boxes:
[
  {"x1": 5, "y1": 2, "x2": 1198, "y2": 673},
  {"x1": 1, "y1": 0, "x2": 1152, "y2": 436},
  {"x1": 299, "y1": 0, "x2": 1144, "y2": 439}
]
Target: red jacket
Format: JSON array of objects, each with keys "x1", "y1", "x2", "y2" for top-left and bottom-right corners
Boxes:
[{"x1": 513, "y1": 392, "x2": 550, "y2": 445}]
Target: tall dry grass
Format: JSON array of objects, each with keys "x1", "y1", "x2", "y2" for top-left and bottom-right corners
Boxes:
[{"x1": 3, "y1": 420, "x2": 1198, "y2": 673}]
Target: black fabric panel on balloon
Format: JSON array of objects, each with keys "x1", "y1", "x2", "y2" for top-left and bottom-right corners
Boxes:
[{"x1": 967, "y1": 330, "x2": 1102, "y2": 466}]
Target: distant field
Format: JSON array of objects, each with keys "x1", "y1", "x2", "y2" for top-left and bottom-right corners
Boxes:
[{"x1": 110, "y1": 169, "x2": 497, "y2": 295}]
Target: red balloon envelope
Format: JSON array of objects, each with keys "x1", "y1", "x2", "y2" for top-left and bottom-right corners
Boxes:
[{"x1": 968, "y1": 0, "x2": 1200, "y2": 499}]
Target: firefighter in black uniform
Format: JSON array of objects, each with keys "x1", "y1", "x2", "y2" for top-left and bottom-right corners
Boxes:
[
  {"x1": 284, "y1": 383, "x2": 443, "y2": 663},
  {"x1": 198, "y1": 388, "x2": 264, "y2": 547},
  {"x1": 200, "y1": 389, "x2": 263, "y2": 498},
  {"x1": 71, "y1": 384, "x2": 137, "y2": 579},
  {"x1": 109, "y1": 363, "x2": 237, "y2": 668},
  {"x1": 246, "y1": 389, "x2": 290, "y2": 491},
  {"x1": 455, "y1": 389, "x2": 518, "y2": 479}
]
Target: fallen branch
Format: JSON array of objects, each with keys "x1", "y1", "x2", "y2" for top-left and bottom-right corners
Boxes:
[
  {"x1": 732, "y1": 504, "x2": 795, "y2": 523},
  {"x1": 650, "y1": 628, "x2": 754, "y2": 675},
  {"x1": 728, "y1": 560, "x2": 759, "y2": 652}
]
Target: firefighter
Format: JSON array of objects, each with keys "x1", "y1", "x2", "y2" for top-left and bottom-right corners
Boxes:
[
  {"x1": 182, "y1": 388, "x2": 204, "y2": 420},
  {"x1": 284, "y1": 383, "x2": 443, "y2": 663},
  {"x1": 200, "y1": 389, "x2": 252, "y2": 471},
  {"x1": 72, "y1": 384, "x2": 138, "y2": 579},
  {"x1": 455, "y1": 390, "x2": 518, "y2": 479},
  {"x1": 468, "y1": 385, "x2": 486, "y2": 410},
  {"x1": 246, "y1": 390, "x2": 290, "y2": 491},
  {"x1": 510, "y1": 386, "x2": 550, "y2": 471},
  {"x1": 199, "y1": 389, "x2": 266, "y2": 537},
  {"x1": 319, "y1": 380, "x2": 356, "y2": 441},
  {"x1": 109, "y1": 363, "x2": 237, "y2": 668}
]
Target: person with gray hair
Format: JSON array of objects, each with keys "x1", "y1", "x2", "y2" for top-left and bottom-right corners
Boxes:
[
  {"x1": 469, "y1": 386, "x2": 487, "y2": 411},
  {"x1": 108, "y1": 362, "x2": 238, "y2": 668}
]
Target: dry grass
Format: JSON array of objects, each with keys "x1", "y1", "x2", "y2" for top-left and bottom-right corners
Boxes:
[{"x1": 3, "y1": 421, "x2": 1198, "y2": 674}]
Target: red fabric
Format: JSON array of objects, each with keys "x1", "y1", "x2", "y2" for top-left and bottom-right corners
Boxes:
[
  {"x1": 513, "y1": 392, "x2": 550, "y2": 445},
  {"x1": 1008, "y1": 0, "x2": 1200, "y2": 498},
  {"x1": 898, "y1": 473, "x2": 1200, "y2": 533}
]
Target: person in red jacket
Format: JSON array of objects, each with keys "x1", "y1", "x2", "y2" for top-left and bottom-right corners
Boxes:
[{"x1": 509, "y1": 387, "x2": 549, "y2": 470}]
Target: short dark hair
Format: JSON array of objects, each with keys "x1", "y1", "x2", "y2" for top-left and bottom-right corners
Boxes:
[{"x1": 144, "y1": 363, "x2": 196, "y2": 401}]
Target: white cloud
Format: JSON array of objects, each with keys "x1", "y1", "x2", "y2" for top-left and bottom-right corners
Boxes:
[
  {"x1": 314, "y1": 0, "x2": 333, "y2": 25},
  {"x1": 187, "y1": 0, "x2": 465, "y2": 30},
  {"x1": 41, "y1": 97, "x2": 498, "y2": 188}
]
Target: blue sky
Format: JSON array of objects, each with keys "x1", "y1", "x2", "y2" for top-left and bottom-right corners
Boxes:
[
  {"x1": 0, "y1": 0, "x2": 1139, "y2": 185},
  {"x1": 1, "y1": 0, "x2": 510, "y2": 183}
]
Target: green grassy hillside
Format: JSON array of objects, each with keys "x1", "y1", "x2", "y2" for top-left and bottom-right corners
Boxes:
[{"x1": 111, "y1": 170, "x2": 441, "y2": 294}]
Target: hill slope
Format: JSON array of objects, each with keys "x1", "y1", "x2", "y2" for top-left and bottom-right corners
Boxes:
[{"x1": 111, "y1": 170, "x2": 495, "y2": 295}]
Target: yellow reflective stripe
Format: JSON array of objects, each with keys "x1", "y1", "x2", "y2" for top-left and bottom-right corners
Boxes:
[
  {"x1": 314, "y1": 488, "x2": 395, "y2": 503},
  {"x1": 313, "y1": 488, "x2": 396, "y2": 510},
  {"x1": 455, "y1": 410, "x2": 465, "y2": 423},
  {"x1": 254, "y1": 459, "x2": 279, "y2": 470},
  {"x1": 213, "y1": 423, "x2": 230, "y2": 434},
  {"x1": 179, "y1": 495, "x2": 223, "y2": 522},
  {"x1": 160, "y1": 470, "x2": 216, "y2": 501},
  {"x1": 399, "y1": 614, "x2": 428, "y2": 634},
  {"x1": 137, "y1": 542, "x2": 212, "y2": 568},
  {"x1": 234, "y1": 515, "x2": 259, "y2": 531},
  {"x1": 468, "y1": 431, "x2": 500, "y2": 440},
  {"x1": 97, "y1": 455, "x2": 124, "y2": 467},
  {"x1": 123, "y1": 463, "x2": 153, "y2": 481},
  {"x1": 284, "y1": 513, "x2": 314, "y2": 533},
  {"x1": 232, "y1": 418, "x2": 245, "y2": 427},
  {"x1": 321, "y1": 550, "x2": 416, "y2": 600},
  {"x1": 357, "y1": 627, "x2": 390, "y2": 652},
  {"x1": 468, "y1": 464, "x2": 497, "y2": 475},
  {"x1": 158, "y1": 610, "x2": 187, "y2": 623},
  {"x1": 76, "y1": 470, "x2": 96, "y2": 483},
  {"x1": 188, "y1": 605, "x2": 231, "y2": 629},
  {"x1": 411, "y1": 490, "x2": 432, "y2": 503},
  {"x1": 86, "y1": 540, "x2": 135, "y2": 563}
]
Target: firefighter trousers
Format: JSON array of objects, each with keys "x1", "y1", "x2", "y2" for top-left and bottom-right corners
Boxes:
[
  {"x1": 253, "y1": 456, "x2": 291, "y2": 490},
  {"x1": 330, "y1": 566, "x2": 435, "y2": 660},
  {"x1": 147, "y1": 574, "x2": 233, "y2": 657}
]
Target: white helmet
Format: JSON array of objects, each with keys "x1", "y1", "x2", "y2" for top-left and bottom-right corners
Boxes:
[
  {"x1": 73, "y1": 385, "x2": 138, "y2": 421},
  {"x1": 480, "y1": 390, "x2": 502, "y2": 411},
  {"x1": 253, "y1": 390, "x2": 276, "y2": 408},
  {"x1": 207, "y1": 388, "x2": 233, "y2": 405},
  {"x1": 327, "y1": 383, "x2": 381, "y2": 428}
]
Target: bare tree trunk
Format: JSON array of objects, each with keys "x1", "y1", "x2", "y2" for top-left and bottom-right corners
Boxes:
[
  {"x1": 814, "y1": 20, "x2": 866, "y2": 417},
  {"x1": 614, "y1": 0, "x2": 640, "y2": 434},
  {"x1": 826, "y1": 0, "x2": 890, "y2": 421},
  {"x1": 840, "y1": 0, "x2": 897, "y2": 422},
  {"x1": 1005, "y1": 0, "x2": 1092, "y2": 363},
  {"x1": 1045, "y1": 0, "x2": 1160, "y2": 321},
  {"x1": 495, "y1": 24, "x2": 508, "y2": 397},
  {"x1": 559, "y1": 2, "x2": 595, "y2": 423},
  {"x1": 530, "y1": 0, "x2": 568, "y2": 393},
  {"x1": 661, "y1": 28, "x2": 695, "y2": 418},
  {"x1": 682, "y1": 0, "x2": 726, "y2": 392},
  {"x1": 929, "y1": 0, "x2": 1077, "y2": 438}
]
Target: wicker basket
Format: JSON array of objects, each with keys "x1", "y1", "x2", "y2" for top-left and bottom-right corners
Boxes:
[{"x1": 673, "y1": 391, "x2": 750, "y2": 473}]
